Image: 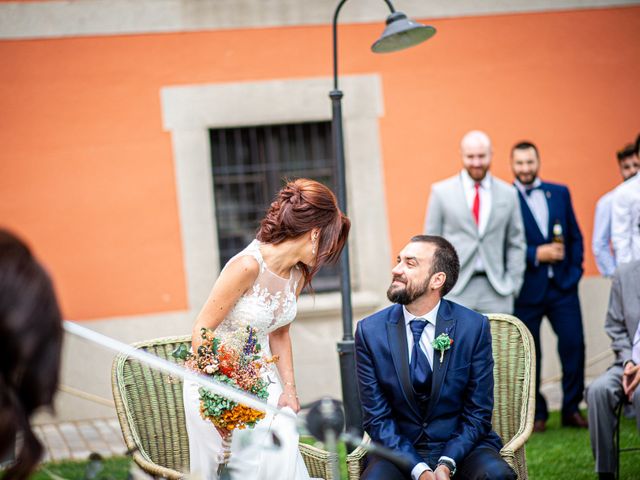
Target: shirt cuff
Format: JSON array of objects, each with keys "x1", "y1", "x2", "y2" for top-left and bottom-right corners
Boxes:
[
  {"x1": 438, "y1": 455, "x2": 457, "y2": 468},
  {"x1": 412, "y1": 462, "x2": 432, "y2": 480}
]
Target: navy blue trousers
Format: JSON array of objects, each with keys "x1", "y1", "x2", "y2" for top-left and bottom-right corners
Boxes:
[
  {"x1": 515, "y1": 283, "x2": 585, "y2": 421},
  {"x1": 361, "y1": 446, "x2": 516, "y2": 480}
]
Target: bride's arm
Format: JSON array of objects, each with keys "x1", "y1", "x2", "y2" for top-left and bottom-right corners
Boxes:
[
  {"x1": 191, "y1": 256, "x2": 259, "y2": 349},
  {"x1": 269, "y1": 324, "x2": 300, "y2": 412}
]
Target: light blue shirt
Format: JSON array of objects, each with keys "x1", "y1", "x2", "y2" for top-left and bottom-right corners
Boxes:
[{"x1": 592, "y1": 190, "x2": 616, "y2": 277}]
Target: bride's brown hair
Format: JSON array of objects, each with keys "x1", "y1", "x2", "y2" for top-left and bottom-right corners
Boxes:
[{"x1": 257, "y1": 178, "x2": 350, "y2": 288}]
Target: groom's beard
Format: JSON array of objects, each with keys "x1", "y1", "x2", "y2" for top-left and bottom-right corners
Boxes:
[{"x1": 387, "y1": 275, "x2": 430, "y2": 305}]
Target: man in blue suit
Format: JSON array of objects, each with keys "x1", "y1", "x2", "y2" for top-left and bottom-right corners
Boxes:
[
  {"x1": 510, "y1": 141, "x2": 587, "y2": 432},
  {"x1": 355, "y1": 235, "x2": 515, "y2": 480}
]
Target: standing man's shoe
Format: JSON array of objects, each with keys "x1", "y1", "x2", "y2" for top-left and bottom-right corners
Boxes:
[
  {"x1": 598, "y1": 473, "x2": 615, "y2": 480},
  {"x1": 561, "y1": 411, "x2": 588, "y2": 428},
  {"x1": 533, "y1": 419, "x2": 546, "y2": 432}
]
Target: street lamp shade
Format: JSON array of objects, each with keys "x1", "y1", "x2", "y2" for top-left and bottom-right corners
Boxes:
[{"x1": 371, "y1": 11, "x2": 436, "y2": 53}]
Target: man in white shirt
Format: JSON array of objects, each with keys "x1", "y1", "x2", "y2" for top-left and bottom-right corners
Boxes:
[
  {"x1": 424, "y1": 130, "x2": 526, "y2": 314},
  {"x1": 592, "y1": 144, "x2": 639, "y2": 276},
  {"x1": 611, "y1": 136, "x2": 640, "y2": 265}
]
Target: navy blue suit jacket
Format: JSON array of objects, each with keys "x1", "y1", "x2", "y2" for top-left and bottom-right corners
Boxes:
[
  {"x1": 354, "y1": 300, "x2": 502, "y2": 471},
  {"x1": 515, "y1": 181, "x2": 583, "y2": 306}
]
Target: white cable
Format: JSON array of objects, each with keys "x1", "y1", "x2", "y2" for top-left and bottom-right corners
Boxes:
[{"x1": 63, "y1": 321, "x2": 294, "y2": 420}]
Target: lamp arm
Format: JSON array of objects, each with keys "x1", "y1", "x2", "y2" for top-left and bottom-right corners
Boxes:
[{"x1": 332, "y1": 0, "x2": 396, "y2": 90}]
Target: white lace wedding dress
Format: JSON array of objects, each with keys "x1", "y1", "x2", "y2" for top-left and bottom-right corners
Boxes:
[{"x1": 183, "y1": 240, "x2": 313, "y2": 480}]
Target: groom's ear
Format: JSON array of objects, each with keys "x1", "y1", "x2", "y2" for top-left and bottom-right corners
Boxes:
[{"x1": 430, "y1": 272, "x2": 446, "y2": 292}]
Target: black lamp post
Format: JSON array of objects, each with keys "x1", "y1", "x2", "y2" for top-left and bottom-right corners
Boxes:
[{"x1": 331, "y1": 0, "x2": 436, "y2": 436}]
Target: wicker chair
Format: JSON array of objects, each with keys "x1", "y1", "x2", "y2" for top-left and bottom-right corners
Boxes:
[
  {"x1": 346, "y1": 313, "x2": 536, "y2": 479},
  {"x1": 111, "y1": 335, "x2": 337, "y2": 479}
]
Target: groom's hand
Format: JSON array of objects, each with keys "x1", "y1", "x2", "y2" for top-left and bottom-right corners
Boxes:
[{"x1": 434, "y1": 464, "x2": 451, "y2": 480}]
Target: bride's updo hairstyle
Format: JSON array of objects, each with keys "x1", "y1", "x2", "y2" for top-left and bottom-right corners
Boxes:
[{"x1": 257, "y1": 178, "x2": 350, "y2": 288}]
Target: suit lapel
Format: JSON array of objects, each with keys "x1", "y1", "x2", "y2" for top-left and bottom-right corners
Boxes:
[
  {"x1": 544, "y1": 184, "x2": 557, "y2": 242},
  {"x1": 426, "y1": 301, "x2": 456, "y2": 419},
  {"x1": 386, "y1": 305, "x2": 421, "y2": 419},
  {"x1": 482, "y1": 179, "x2": 498, "y2": 238}
]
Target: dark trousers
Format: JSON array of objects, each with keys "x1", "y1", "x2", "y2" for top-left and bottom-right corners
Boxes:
[
  {"x1": 515, "y1": 283, "x2": 585, "y2": 421},
  {"x1": 362, "y1": 446, "x2": 516, "y2": 480}
]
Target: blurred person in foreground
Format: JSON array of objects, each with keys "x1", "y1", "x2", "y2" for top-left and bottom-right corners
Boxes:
[
  {"x1": 0, "y1": 229, "x2": 64, "y2": 479},
  {"x1": 586, "y1": 260, "x2": 640, "y2": 480},
  {"x1": 592, "y1": 143, "x2": 639, "y2": 277}
]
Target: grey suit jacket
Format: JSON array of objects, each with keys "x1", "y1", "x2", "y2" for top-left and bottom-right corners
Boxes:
[
  {"x1": 424, "y1": 173, "x2": 526, "y2": 297},
  {"x1": 605, "y1": 260, "x2": 640, "y2": 366}
]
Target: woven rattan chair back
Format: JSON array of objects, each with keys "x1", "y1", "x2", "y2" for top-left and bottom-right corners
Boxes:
[
  {"x1": 112, "y1": 336, "x2": 191, "y2": 479},
  {"x1": 112, "y1": 335, "x2": 336, "y2": 479},
  {"x1": 487, "y1": 313, "x2": 536, "y2": 479}
]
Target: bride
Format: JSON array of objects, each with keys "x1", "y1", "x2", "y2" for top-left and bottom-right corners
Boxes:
[{"x1": 183, "y1": 178, "x2": 350, "y2": 479}]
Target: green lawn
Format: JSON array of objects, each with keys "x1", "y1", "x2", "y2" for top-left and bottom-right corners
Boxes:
[
  {"x1": 32, "y1": 412, "x2": 639, "y2": 479},
  {"x1": 526, "y1": 411, "x2": 639, "y2": 480}
]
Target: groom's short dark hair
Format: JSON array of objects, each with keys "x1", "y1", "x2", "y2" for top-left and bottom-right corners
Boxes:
[{"x1": 410, "y1": 235, "x2": 460, "y2": 297}]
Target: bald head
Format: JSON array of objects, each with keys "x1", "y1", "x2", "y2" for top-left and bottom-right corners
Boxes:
[{"x1": 460, "y1": 130, "x2": 492, "y2": 181}]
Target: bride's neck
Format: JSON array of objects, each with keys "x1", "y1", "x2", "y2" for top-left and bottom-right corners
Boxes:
[{"x1": 260, "y1": 240, "x2": 303, "y2": 277}]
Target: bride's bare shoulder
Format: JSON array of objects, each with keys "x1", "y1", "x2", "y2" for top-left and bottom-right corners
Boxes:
[{"x1": 225, "y1": 254, "x2": 260, "y2": 275}]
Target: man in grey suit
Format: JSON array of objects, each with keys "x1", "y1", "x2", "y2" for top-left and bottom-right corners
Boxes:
[
  {"x1": 424, "y1": 130, "x2": 526, "y2": 313},
  {"x1": 586, "y1": 260, "x2": 640, "y2": 480}
]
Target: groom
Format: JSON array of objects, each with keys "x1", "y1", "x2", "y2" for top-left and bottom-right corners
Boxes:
[{"x1": 355, "y1": 235, "x2": 515, "y2": 480}]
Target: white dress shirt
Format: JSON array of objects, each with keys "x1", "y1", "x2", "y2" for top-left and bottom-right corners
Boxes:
[
  {"x1": 403, "y1": 303, "x2": 438, "y2": 368},
  {"x1": 461, "y1": 170, "x2": 492, "y2": 272},
  {"x1": 403, "y1": 302, "x2": 455, "y2": 479},
  {"x1": 514, "y1": 178, "x2": 552, "y2": 277},
  {"x1": 592, "y1": 189, "x2": 616, "y2": 277},
  {"x1": 514, "y1": 178, "x2": 548, "y2": 238},
  {"x1": 612, "y1": 174, "x2": 640, "y2": 264}
]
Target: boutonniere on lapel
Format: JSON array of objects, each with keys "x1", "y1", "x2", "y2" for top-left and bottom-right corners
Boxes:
[{"x1": 432, "y1": 332, "x2": 453, "y2": 364}]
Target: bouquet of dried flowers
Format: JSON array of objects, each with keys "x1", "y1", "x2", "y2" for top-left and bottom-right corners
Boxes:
[{"x1": 173, "y1": 325, "x2": 277, "y2": 470}]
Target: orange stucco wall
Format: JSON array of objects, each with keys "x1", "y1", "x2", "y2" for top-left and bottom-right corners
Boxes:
[{"x1": 1, "y1": 7, "x2": 638, "y2": 320}]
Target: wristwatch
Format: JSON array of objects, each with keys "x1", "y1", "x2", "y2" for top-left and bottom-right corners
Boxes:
[{"x1": 437, "y1": 458, "x2": 456, "y2": 476}]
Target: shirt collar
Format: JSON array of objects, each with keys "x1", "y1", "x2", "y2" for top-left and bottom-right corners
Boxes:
[
  {"x1": 514, "y1": 177, "x2": 542, "y2": 196},
  {"x1": 460, "y1": 168, "x2": 492, "y2": 190},
  {"x1": 402, "y1": 301, "x2": 440, "y2": 327}
]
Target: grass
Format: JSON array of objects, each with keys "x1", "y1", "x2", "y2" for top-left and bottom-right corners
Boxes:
[
  {"x1": 526, "y1": 410, "x2": 640, "y2": 480},
  {"x1": 31, "y1": 456, "x2": 130, "y2": 480},
  {"x1": 31, "y1": 412, "x2": 639, "y2": 479}
]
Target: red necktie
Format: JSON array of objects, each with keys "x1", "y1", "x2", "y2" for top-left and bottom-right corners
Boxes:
[{"x1": 472, "y1": 182, "x2": 480, "y2": 226}]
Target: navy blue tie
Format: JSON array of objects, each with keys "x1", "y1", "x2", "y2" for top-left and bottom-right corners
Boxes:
[
  {"x1": 409, "y1": 320, "x2": 432, "y2": 399},
  {"x1": 524, "y1": 185, "x2": 542, "y2": 196}
]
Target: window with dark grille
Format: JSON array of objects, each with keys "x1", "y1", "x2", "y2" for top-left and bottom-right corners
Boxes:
[{"x1": 210, "y1": 121, "x2": 340, "y2": 292}]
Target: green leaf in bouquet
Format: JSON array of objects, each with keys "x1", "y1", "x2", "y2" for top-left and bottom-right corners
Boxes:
[{"x1": 171, "y1": 343, "x2": 190, "y2": 360}]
